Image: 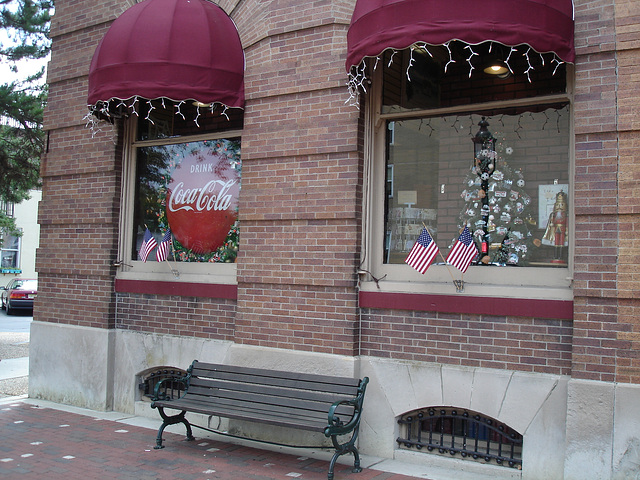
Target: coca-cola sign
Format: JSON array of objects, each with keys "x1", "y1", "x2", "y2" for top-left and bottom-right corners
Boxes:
[{"x1": 165, "y1": 146, "x2": 240, "y2": 255}]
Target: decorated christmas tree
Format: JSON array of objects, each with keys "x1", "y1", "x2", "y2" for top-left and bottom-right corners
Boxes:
[{"x1": 456, "y1": 119, "x2": 537, "y2": 266}]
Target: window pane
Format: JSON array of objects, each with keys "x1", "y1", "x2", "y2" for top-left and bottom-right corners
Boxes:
[
  {"x1": 2, "y1": 234, "x2": 19, "y2": 250},
  {"x1": 132, "y1": 138, "x2": 241, "y2": 263},
  {"x1": 1, "y1": 251, "x2": 17, "y2": 268},
  {"x1": 384, "y1": 105, "x2": 570, "y2": 267}
]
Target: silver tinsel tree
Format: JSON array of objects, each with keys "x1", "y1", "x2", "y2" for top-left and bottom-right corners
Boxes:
[{"x1": 456, "y1": 137, "x2": 537, "y2": 266}]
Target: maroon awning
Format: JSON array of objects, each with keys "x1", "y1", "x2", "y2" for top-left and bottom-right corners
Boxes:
[
  {"x1": 346, "y1": 0, "x2": 575, "y2": 71},
  {"x1": 88, "y1": 0, "x2": 244, "y2": 109}
]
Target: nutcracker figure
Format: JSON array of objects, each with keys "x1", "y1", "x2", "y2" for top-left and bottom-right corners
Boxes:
[{"x1": 542, "y1": 190, "x2": 568, "y2": 263}]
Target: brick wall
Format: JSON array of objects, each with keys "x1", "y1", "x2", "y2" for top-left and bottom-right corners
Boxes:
[
  {"x1": 570, "y1": 0, "x2": 638, "y2": 383},
  {"x1": 115, "y1": 293, "x2": 236, "y2": 340},
  {"x1": 39, "y1": 0, "x2": 122, "y2": 329},
  {"x1": 39, "y1": 0, "x2": 362, "y2": 347},
  {"x1": 610, "y1": 0, "x2": 640, "y2": 384},
  {"x1": 236, "y1": 283, "x2": 359, "y2": 355},
  {"x1": 360, "y1": 0, "x2": 640, "y2": 385},
  {"x1": 234, "y1": 0, "x2": 362, "y2": 353},
  {"x1": 613, "y1": 0, "x2": 640, "y2": 385},
  {"x1": 39, "y1": 0, "x2": 640, "y2": 386},
  {"x1": 361, "y1": 309, "x2": 573, "y2": 375},
  {"x1": 33, "y1": 275, "x2": 116, "y2": 328}
]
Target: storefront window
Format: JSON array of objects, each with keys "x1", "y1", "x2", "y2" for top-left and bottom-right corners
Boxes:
[
  {"x1": 133, "y1": 138, "x2": 241, "y2": 263},
  {"x1": 385, "y1": 105, "x2": 570, "y2": 267},
  {"x1": 364, "y1": 43, "x2": 572, "y2": 297},
  {"x1": 120, "y1": 101, "x2": 243, "y2": 278}
]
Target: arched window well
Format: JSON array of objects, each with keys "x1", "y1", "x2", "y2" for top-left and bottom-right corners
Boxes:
[
  {"x1": 397, "y1": 407, "x2": 523, "y2": 469},
  {"x1": 137, "y1": 366, "x2": 188, "y2": 402}
]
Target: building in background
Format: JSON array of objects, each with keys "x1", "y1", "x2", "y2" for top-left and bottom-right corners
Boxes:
[
  {"x1": 1, "y1": 189, "x2": 41, "y2": 283},
  {"x1": 31, "y1": 1, "x2": 640, "y2": 479}
]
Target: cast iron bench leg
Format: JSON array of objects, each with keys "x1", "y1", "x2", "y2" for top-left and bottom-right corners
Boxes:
[
  {"x1": 154, "y1": 407, "x2": 195, "y2": 449},
  {"x1": 327, "y1": 429, "x2": 362, "y2": 480}
]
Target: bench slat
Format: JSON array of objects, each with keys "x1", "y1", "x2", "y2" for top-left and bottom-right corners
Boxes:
[
  {"x1": 189, "y1": 376, "x2": 354, "y2": 405},
  {"x1": 189, "y1": 369, "x2": 359, "y2": 397},
  {"x1": 191, "y1": 363, "x2": 359, "y2": 391},
  {"x1": 181, "y1": 388, "x2": 355, "y2": 419},
  {"x1": 185, "y1": 384, "x2": 355, "y2": 417},
  {"x1": 154, "y1": 397, "x2": 327, "y2": 431},
  {"x1": 194, "y1": 394, "x2": 332, "y2": 422}
]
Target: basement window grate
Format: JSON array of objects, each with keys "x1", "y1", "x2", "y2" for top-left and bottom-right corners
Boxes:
[
  {"x1": 138, "y1": 367, "x2": 187, "y2": 401},
  {"x1": 397, "y1": 407, "x2": 523, "y2": 469}
]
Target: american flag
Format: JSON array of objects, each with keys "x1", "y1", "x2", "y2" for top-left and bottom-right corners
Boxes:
[
  {"x1": 405, "y1": 228, "x2": 439, "y2": 274},
  {"x1": 156, "y1": 230, "x2": 172, "y2": 262},
  {"x1": 446, "y1": 226, "x2": 478, "y2": 273},
  {"x1": 139, "y1": 228, "x2": 157, "y2": 262}
]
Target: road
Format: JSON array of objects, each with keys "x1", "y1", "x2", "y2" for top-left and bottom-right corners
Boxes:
[{"x1": 0, "y1": 308, "x2": 31, "y2": 398}]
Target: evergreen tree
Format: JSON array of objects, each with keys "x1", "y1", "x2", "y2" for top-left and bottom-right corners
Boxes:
[{"x1": 0, "y1": 0, "x2": 52, "y2": 234}]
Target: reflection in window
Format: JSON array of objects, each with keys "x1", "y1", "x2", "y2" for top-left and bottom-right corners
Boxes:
[
  {"x1": 384, "y1": 106, "x2": 569, "y2": 267},
  {"x1": 133, "y1": 138, "x2": 241, "y2": 263}
]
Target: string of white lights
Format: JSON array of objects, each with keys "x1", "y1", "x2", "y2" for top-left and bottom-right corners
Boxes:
[
  {"x1": 145, "y1": 100, "x2": 156, "y2": 125},
  {"x1": 175, "y1": 100, "x2": 186, "y2": 120},
  {"x1": 131, "y1": 97, "x2": 140, "y2": 116},
  {"x1": 346, "y1": 40, "x2": 567, "y2": 105},
  {"x1": 552, "y1": 57, "x2": 564, "y2": 75},
  {"x1": 387, "y1": 50, "x2": 396, "y2": 67},
  {"x1": 406, "y1": 46, "x2": 417, "y2": 81},
  {"x1": 465, "y1": 45, "x2": 479, "y2": 78},
  {"x1": 444, "y1": 41, "x2": 456, "y2": 73},
  {"x1": 505, "y1": 47, "x2": 515, "y2": 74},
  {"x1": 85, "y1": 96, "x2": 237, "y2": 135},
  {"x1": 524, "y1": 48, "x2": 534, "y2": 82},
  {"x1": 194, "y1": 105, "x2": 201, "y2": 127},
  {"x1": 346, "y1": 61, "x2": 368, "y2": 108}
]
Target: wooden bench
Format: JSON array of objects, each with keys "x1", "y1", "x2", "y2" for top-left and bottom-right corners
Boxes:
[{"x1": 151, "y1": 360, "x2": 369, "y2": 480}]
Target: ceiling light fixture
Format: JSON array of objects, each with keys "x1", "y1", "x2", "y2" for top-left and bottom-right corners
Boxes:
[{"x1": 483, "y1": 60, "x2": 511, "y2": 78}]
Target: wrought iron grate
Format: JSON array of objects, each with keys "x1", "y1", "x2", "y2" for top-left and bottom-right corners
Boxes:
[
  {"x1": 397, "y1": 407, "x2": 523, "y2": 469},
  {"x1": 138, "y1": 367, "x2": 187, "y2": 401}
]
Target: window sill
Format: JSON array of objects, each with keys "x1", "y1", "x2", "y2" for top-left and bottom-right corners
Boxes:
[
  {"x1": 115, "y1": 278, "x2": 237, "y2": 300},
  {"x1": 359, "y1": 282, "x2": 573, "y2": 320}
]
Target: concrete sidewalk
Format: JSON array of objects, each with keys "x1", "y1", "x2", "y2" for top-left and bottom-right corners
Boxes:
[
  {"x1": 0, "y1": 396, "x2": 517, "y2": 480},
  {"x1": 0, "y1": 356, "x2": 28, "y2": 380},
  {"x1": 0, "y1": 397, "x2": 436, "y2": 480},
  {"x1": 0, "y1": 330, "x2": 29, "y2": 399}
]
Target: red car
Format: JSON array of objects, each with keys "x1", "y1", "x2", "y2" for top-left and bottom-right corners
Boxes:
[{"x1": 1, "y1": 278, "x2": 37, "y2": 315}]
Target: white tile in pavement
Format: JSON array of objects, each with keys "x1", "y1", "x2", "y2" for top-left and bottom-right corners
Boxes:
[{"x1": 0, "y1": 357, "x2": 29, "y2": 380}]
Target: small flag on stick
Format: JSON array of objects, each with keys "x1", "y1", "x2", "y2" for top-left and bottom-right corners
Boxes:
[
  {"x1": 139, "y1": 228, "x2": 158, "y2": 262},
  {"x1": 405, "y1": 228, "x2": 439, "y2": 274},
  {"x1": 446, "y1": 226, "x2": 478, "y2": 273},
  {"x1": 156, "y1": 230, "x2": 172, "y2": 262}
]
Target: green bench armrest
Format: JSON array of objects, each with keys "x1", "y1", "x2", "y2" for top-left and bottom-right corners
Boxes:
[{"x1": 324, "y1": 377, "x2": 369, "y2": 437}]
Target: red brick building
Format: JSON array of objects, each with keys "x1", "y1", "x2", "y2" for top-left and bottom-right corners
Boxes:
[{"x1": 32, "y1": 1, "x2": 640, "y2": 479}]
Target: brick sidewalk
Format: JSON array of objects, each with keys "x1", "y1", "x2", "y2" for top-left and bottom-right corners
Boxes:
[{"x1": 0, "y1": 401, "x2": 427, "y2": 480}]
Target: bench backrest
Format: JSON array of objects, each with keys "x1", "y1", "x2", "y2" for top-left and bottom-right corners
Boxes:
[{"x1": 184, "y1": 361, "x2": 365, "y2": 430}]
